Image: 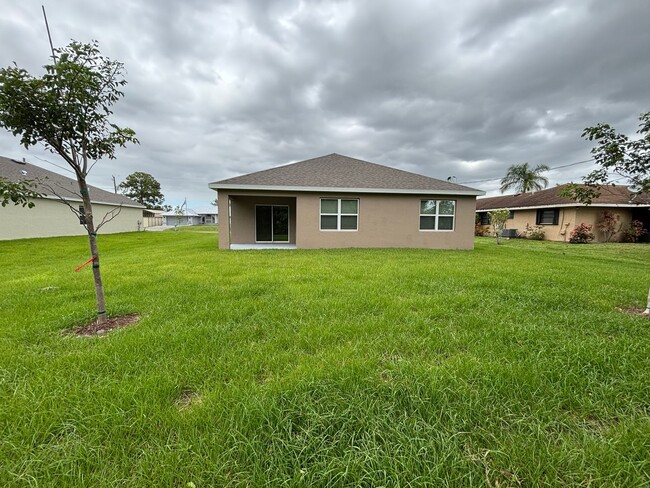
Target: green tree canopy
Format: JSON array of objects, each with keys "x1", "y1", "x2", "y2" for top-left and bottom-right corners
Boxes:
[
  {"x1": 0, "y1": 177, "x2": 41, "y2": 207},
  {"x1": 562, "y1": 110, "x2": 650, "y2": 204},
  {"x1": 119, "y1": 171, "x2": 164, "y2": 208},
  {"x1": 0, "y1": 40, "x2": 138, "y2": 324},
  {"x1": 500, "y1": 163, "x2": 550, "y2": 194}
]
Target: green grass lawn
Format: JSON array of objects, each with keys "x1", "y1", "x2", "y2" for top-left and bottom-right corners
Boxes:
[{"x1": 1, "y1": 227, "x2": 649, "y2": 487}]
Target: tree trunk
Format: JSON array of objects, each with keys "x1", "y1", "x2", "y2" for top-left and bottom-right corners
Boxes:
[
  {"x1": 78, "y1": 177, "x2": 108, "y2": 325},
  {"x1": 644, "y1": 286, "x2": 650, "y2": 315}
]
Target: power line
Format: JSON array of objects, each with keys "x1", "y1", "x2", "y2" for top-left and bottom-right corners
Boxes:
[
  {"x1": 32, "y1": 155, "x2": 76, "y2": 174},
  {"x1": 459, "y1": 158, "x2": 595, "y2": 185}
]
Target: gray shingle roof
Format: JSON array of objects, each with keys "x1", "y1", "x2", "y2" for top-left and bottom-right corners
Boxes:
[
  {"x1": 161, "y1": 208, "x2": 200, "y2": 217},
  {"x1": 476, "y1": 184, "x2": 650, "y2": 210},
  {"x1": 210, "y1": 153, "x2": 484, "y2": 195},
  {"x1": 0, "y1": 156, "x2": 144, "y2": 208}
]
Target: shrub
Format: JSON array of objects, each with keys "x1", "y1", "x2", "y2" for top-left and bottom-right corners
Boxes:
[
  {"x1": 597, "y1": 210, "x2": 621, "y2": 242},
  {"x1": 569, "y1": 223, "x2": 595, "y2": 244},
  {"x1": 522, "y1": 224, "x2": 545, "y2": 240},
  {"x1": 621, "y1": 220, "x2": 648, "y2": 243}
]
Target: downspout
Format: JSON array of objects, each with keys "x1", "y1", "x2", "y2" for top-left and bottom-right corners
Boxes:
[{"x1": 559, "y1": 208, "x2": 570, "y2": 242}]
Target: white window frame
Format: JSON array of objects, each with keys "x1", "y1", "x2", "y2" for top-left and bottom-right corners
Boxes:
[
  {"x1": 419, "y1": 199, "x2": 456, "y2": 232},
  {"x1": 319, "y1": 198, "x2": 359, "y2": 231}
]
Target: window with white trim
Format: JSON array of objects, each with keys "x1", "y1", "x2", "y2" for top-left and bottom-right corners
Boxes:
[
  {"x1": 420, "y1": 200, "x2": 455, "y2": 231},
  {"x1": 320, "y1": 198, "x2": 358, "y2": 231}
]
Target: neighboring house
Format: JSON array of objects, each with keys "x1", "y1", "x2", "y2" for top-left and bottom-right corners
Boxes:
[
  {"x1": 476, "y1": 184, "x2": 650, "y2": 242},
  {"x1": 209, "y1": 153, "x2": 485, "y2": 250},
  {"x1": 162, "y1": 208, "x2": 201, "y2": 226},
  {"x1": 161, "y1": 207, "x2": 217, "y2": 226},
  {"x1": 195, "y1": 207, "x2": 218, "y2": 225},
  {"x1": 0, "y1": 156, "x2": 145, "y2": 240}
]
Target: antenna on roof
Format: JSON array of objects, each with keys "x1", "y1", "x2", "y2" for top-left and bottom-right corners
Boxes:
[{"x1": 42, "y1": 5, "x2": 57, "y2": 63}]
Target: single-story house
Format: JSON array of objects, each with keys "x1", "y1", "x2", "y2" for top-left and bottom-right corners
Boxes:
[
  {"x1": 195, "y1": 207, "x2": 218, "y2": 225},
  {"x1": 161, "y1": 207, "x2": 218, "y2": 226},
  {"x1": 209, "y1": 153, "x2": 485, "y2": 250},
  {"x1": 162, "y1": 208, "x2": 201, "y2": 226},
  {"x1": 0, "y1": 155, "x2": 145, "y2": 240},
  {"x1": 476, "y1": 184, "x2": 650, "y2": 242}
]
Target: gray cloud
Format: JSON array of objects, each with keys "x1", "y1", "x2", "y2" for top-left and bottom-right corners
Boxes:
[{"x1": 1, "y1": 0, "x2": 649, "y2": 208}]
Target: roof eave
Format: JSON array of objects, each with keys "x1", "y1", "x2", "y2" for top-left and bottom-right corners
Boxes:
[
  {"x1": 39, "y1": 194, "x2": 145, "y2": 209},
  {"x1": 209, "y1": 183, "x2": 485, "y2": 196},
  {"x1": 477, "y1": 202, "x2": 650, "y2": 211}
]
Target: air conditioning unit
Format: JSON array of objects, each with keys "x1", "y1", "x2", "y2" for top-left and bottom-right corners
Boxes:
[{"x1": 501, "y1": 229, "x2": 518, "y2": 238}]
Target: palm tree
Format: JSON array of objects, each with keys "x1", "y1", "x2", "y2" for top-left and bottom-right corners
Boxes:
[{"x1": 500, "y1": 163, "x2": 550, "y2": 194}]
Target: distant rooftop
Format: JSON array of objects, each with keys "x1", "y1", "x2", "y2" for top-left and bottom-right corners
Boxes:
[
  {"x1": 210, "y1": 153, "x2": 484, "y2": 195},
  {"x1": 162, "y1": 208, "x2": 200, "y2": 217},
  {"x1": 476, "y1": 184, "x2": 650, "y2": 210},
  {"x1": 0, "y1": 156, "x2": 144, "y2": 208}
]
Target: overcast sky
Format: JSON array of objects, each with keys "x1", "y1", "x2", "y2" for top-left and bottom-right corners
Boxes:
[{"x1": 1, "y1": 0, "x2": 649, "y2": 208}]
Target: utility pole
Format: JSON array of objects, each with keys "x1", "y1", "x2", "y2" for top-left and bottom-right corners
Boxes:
[{"x1": 112, "y1": 175, "x2": 117, "y2": 193}]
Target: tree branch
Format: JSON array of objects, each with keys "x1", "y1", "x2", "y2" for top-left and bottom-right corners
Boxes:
[
  {"x1": 42, "y1": 181, "x2": 89, "y2": 232},
  {"x1": 95, "y1": 204, "x2": 122, "y2": 231}
]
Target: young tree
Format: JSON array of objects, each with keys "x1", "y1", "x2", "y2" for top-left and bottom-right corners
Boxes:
[
  {"x1": 562, "y1": 111, "x2": 650, "y2": 314},
  {"x1": 488, "y1": 209, "x2": 510, "y2": 245},
  {"x1": 118, "y1": 171, "x2": 164, "y2": 208},
  {"x1": 562, "y1": 110, "x2": 650, "y2": 204},
  {"x1": 174, "y1": 199, "x2": 187, "y2": 229},
  {"x1": 0, "y1": 177, "x2": 41, "y2": 207},
  {"x1": 0, "y1": 40, "x2": 138, "y2": 324},
  {"x1": 500, "y1": 163, "x2": 550, "y2": 194}
]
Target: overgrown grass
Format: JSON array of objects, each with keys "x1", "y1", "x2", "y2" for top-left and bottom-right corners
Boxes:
[{"x1": 1, "y1": 228, "x2": 649, "y2": 486}]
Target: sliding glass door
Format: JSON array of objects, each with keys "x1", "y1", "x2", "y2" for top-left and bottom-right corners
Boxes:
[{"x1": 255, "y1": 205, "x2": 289, "y2": 242}]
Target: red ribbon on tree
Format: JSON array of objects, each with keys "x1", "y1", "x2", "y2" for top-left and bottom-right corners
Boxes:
[{"x1": 74, "y1": 257, "x2": 95, "y2": 272}]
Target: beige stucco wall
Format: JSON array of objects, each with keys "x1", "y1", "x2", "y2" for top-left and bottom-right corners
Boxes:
[
  {"x1": 478, "y1": 207, "x2": 635, "y2": 242},
  {"x1": 217, "y1": 191, "x2": 230, "y2": 249},
  {"x1": 0, "y1": 197, "x2": 143, "y2": 240},
  {"x1": 575, "y1": 207, "x2": 633, "y2": 242},
  {"x1": 218, "y1": 190, "x2": 477, "y2": 249}
]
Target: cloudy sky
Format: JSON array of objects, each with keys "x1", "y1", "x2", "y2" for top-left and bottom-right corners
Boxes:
[{"x1": 1, "y1": 0, "x2": 649, "y2": 208}]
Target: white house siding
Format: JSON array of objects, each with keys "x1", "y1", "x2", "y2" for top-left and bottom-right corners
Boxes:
[
  {"x1": 0, "y1": 197, "x2": 143, "y2": 240},
  {"x1": 163, "y1": 215, "x2": 196, "y2": 226}
]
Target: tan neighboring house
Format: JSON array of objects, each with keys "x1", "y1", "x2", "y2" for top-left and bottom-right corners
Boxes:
[
  {"x1": 0, "y1": 156, "x2": 145, "y2": 240},
  {"x1": 476, "y1": 184, "x2": 650, "y2": 242},
  {"x1": 209, "y1": 153, "x2": 485, "y2": 250}
]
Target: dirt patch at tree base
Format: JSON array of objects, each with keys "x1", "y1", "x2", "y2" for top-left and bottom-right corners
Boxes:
[
  {"x1": 617, "y1": 307, "x2": 650, "y2": 318},
  {"x1": 69, "y1": 313, "x2": 140, "y2": 336}
]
